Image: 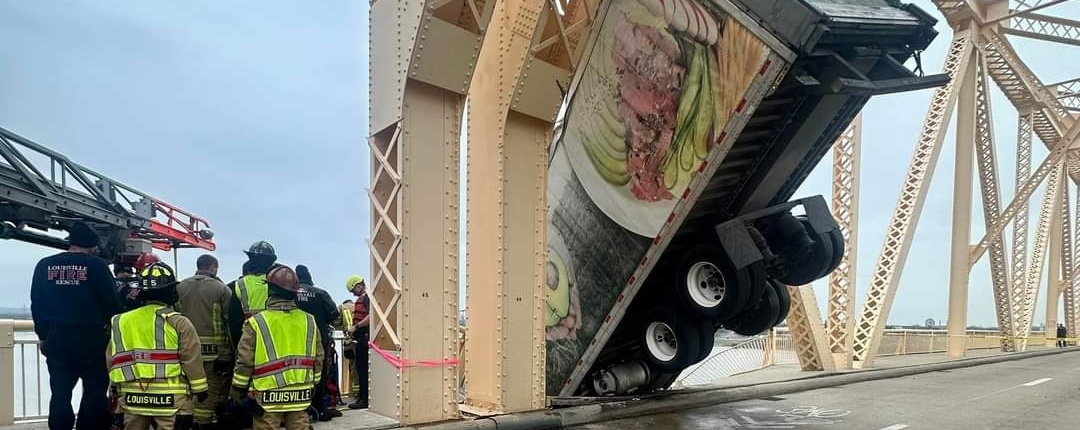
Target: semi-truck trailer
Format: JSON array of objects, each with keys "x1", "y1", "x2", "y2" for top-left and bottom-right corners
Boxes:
[{"x1": 543, "y1": 0, "x2": 945, "y2": 396}]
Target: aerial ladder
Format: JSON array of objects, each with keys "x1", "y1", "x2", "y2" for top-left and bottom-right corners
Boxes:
[{"x1": 0, "y1": 126, "x2": 215, "y2": 266}]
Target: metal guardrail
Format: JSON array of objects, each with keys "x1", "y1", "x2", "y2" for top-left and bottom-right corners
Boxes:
[
  {"x1": 674, "y1": 328, "x2": 1054, "y2": 388},
  {"x1": 0, "y1": 319, "x2": 361, "y2": 426}
]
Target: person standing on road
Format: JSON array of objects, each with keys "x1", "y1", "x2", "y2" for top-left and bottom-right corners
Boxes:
[
  {"x1": 231, "y1": 265, "x2": 323, "y2": 430},
  {"x1": 345, "y1": 276, "x2": 370, "y2": 410},
  {"x1": 108, "y1": 262, "x2": 208, "y2": 430},
  {"x1": 336, "y1": 300, "x2": 356, "y2": 394},
  {"x1": 31, "y1": 221, "x2": 121, "y2": 430},
  {"x1": 292, "y1": 264, "x2": 341, "y2": 422},
  {"x1": 1057, "y1": 323, "x2": 1067, "y2": 347},
  {"x1": 227, "y1": 241, "x2": 277, "y2": 347},
  {"x1": 175, "y1": 255, "x2": 234, "y2": 428}
]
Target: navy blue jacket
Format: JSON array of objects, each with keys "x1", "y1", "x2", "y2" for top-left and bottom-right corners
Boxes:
[{"x1": 30, "y1": 251, "x2": 121, "y2": 340}]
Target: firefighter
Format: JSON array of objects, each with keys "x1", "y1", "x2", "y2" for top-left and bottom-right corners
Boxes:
[
  {"x1": 31, "y1": 221, "x2": 121, "y2": 430},
  {"x1": 108, "y1": 262, "x2": 208, "y2": 430},
  {"x1": 336, "y1": 300, "x2": 356, "y2": 395},
  {"x1": 231, "y1": 265, "x2": 324, "y2": 430},
  {"x1": 175, "y1": 255, "x2": 233, "y2": 428},
  {"x1": 345, "y1": 275, "x2": 370, "y2": 410},
  {"x1": 226, "y1": 241, "x2": 277, "y2": 348},
  {"x1": 293, "y1": 265, "x2": 340, "y2": 421}
]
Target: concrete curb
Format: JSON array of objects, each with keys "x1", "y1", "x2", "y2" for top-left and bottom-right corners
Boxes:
[{"x1": 399, "y1": 347, "x2": 1080, "y2": 430}]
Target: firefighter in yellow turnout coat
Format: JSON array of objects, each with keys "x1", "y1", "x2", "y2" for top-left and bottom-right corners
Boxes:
[
  {"x1": 108, "y1": 262, "x2": 208, "y2": 430},
  {"x1": 232, "y1": 265, "x2": 323, "y2": 430}
]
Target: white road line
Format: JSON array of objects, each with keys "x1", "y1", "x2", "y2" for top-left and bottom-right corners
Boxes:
[
  {"x1": 876, "y1": 425, "x2": 909, "y2": 430},
  {"x1": 1023, "y1": 377, "x2": 1053, "y2": 387}
]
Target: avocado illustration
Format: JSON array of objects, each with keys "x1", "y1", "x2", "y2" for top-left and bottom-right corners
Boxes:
[{"x1": 544, "y1": 249, "x2": 572, "y2": 327}]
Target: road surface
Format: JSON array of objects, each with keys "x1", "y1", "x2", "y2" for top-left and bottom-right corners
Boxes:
[{"x1": 567, "y1": 350, "x2": 1080, "y2": 429}]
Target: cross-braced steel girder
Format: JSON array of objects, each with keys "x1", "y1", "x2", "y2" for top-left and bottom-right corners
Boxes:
[
  {"x1": 827, "y1": 116, "x2": 861, "y2": 369},
  {"x1": 850, "y1": 31, "x2": 975, "y2": 367},
  {"x1": 366, "y1": 0, "x2": 495, "y2": 423}
]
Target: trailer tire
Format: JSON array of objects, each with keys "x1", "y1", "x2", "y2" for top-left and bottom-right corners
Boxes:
[
  {"x1": 826, "y1": 229, "x2": 845, "y2": 274},
  {"x1": 641, "y1": 307, "x2": 702, "y2": 372},
  {"x1": 727, "y1": 281, "x2": 781, "y2": 336},
  {"x1": 695, "y1": 318, "x2": 716, "y2": 362},
  {"x1": 776, "y1": 219, "x2": 834, "y2": 285},
  {"x1": 744, "y1": 261, "x2": 768, "y2": 316},
  {"x1": 676, "y1": 245, "x2": 751, "y2": 319},
  {"x1": 770, "y1": 280, "x2": 791, "y2": 327}
]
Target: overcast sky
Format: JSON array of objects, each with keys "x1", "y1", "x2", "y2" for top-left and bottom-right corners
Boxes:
[{"x1": 1, "y1": 1, "x2": 1079, "y2": 327}]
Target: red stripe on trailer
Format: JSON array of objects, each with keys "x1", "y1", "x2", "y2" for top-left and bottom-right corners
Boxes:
[
  {"x1": 760, "y1": 60, "x2": 772, "y2": 75},
  {"x1": 667, "y1": 213, "x2": 675, "y2": 223},
  {"x1": 735, "y1": 99, "x2": 746, "y2": 113},
  {"x1": 617, "y1": 294, "x2": 625, "y2": 303},
  {"x1": 718, "y1": 131, "x2": 727, "y2": 141},
  {"x1": 604, "y1": 315, "x2": 612, "y2": 323},
  {"x1": 682, "y1": 188, "x2": 691, "y2": 199},
  {"x1": 653, "y1": 236, "x2": 662, "y2": 245},
  {"x1": 698, "y1": 160, "x2": 709, "y2": 172},
  {"x1": 639, "y1": 257, "x2": 648, "y2": 266},
  {"x1": 629, "y1": 275, "x2": 636, "y2": 284}
]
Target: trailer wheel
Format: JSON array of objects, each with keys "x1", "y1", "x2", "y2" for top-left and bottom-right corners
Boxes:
[
  {"x1": 770, "y1": 280, "x2": 791, "y2": 327},
  {"x1": 727, "y1": 281, "x2": 781, "y2": 336},
  {"x1": 641, "y1": 307, "x2": 702, "y2": 372},
  {"x1": 744, "y1": 261, "x2": 768, "y2": 315},
  {"x1": 776, "y1": 219, "x2": 834, "y2": 286},
  {"x1": 676, "y1": 245, "x2": 751, "y2": 319}
]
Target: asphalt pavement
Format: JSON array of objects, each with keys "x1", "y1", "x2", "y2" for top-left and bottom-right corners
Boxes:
[{"x1": 566, "y1": 350, "x2": 1080, "y2": 429}]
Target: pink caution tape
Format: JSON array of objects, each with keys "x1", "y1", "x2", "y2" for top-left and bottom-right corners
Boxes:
[{"x1": 368, "y1": 341, "x2": 460, "y2": 369}]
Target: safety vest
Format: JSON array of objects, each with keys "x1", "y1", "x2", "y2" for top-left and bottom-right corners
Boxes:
[
  {"x1": 108, "y1": 304, "x2": 196, "y2": 416},
  {"x1": 235, "y1": 274, "x2": 268, "y2": 319},
  {"x1": 249, "y1": 310, "x2": 319, "y2": 412}
]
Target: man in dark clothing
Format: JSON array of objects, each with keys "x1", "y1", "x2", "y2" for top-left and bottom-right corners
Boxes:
[
  {"x1": 113, "y1": 265, "x2": 141, "y2": 312},
  {"x1": 293, "y1": 265, "x2": 341, "y2": 421},
  {"x1": 1057, "y1": 323, "x2": 1067, "y2": 347},
  {"x1": 345, "y1": 275, "x2": 370, "y2": 410},
  {"x1": 226, "y1": 241, "x2": 277, "y2": 349},
  {"x1": 30, "y1": 221, "x2": 121, "y2": 430}
]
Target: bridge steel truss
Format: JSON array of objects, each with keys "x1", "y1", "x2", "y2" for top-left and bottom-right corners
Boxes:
[
  {"x1": 371, "y1": 0, "x2": 1080, "y2": 424},
  {"x1": 816, "y1": 0, "x2": 1080, "y2": 370}
]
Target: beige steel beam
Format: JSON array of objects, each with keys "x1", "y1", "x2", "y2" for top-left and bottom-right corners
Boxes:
[
  {"x1": 787, "y1": 286, "x2": 836, "y2": 372},
  {"x1": 463, "y1": 0, "x2": 594, "y2": 415},
  {"x1": 1045, "y1": 168, "x2": 1066, "y2": 336},
  {"x1": 368, "y1": 0, "x2": 492, "y2": 424},
  {"x1": 1072, "y1": 185, "x2": 1080, "y2": 334},
  {"x1": 1010, "y1": 112, "x2": 1034, "y2": 348},
  {"x1": 947, "y1": 48, "x2": 978, "y2": 359},
  {"x1": 1060, "y1": 177, "x2": 1075, "y2": 337},
  {"x1": 851, "y1": 31, "x2": 974, "y2": 367},
  {"x1": 967, "y1": 118, "x2": 1080, "y2": 267},
  {"x1": 828, "y1": 115, "x2": 862, "y2": 369},
  {"x1": 1002, "y1": 10, "x2": 1080, "y2": 46},
  {"x1": 972, "y1": 58, "x2": 1015, "y2": 352},
  {"x1": 1019, "y1": 161, "x2": 1063, "y2": 348}
]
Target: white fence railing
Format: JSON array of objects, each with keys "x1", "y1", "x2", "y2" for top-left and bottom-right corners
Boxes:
[
  {"x1": 0, "y1": 319, "x2": 360, "y2": 426},
  {"x1": 674, "y1": 328, "x2": 1052, "y2": 388}
]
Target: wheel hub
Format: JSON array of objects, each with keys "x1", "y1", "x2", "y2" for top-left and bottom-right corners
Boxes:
[
  {"x1": 686, "y1": 261, "x2": 727, "y2": 308},
  {"x1": 645, "y1": 322, "x2": 678, "y2": 362}
]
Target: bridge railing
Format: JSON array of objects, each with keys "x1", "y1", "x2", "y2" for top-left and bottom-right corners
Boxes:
[
  {"x1": 675, "y1": 328, "x2": 1052, "y2": 388},
  {"x1": 0, "y1": 319, "x2": 362, "y2": 426}
]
